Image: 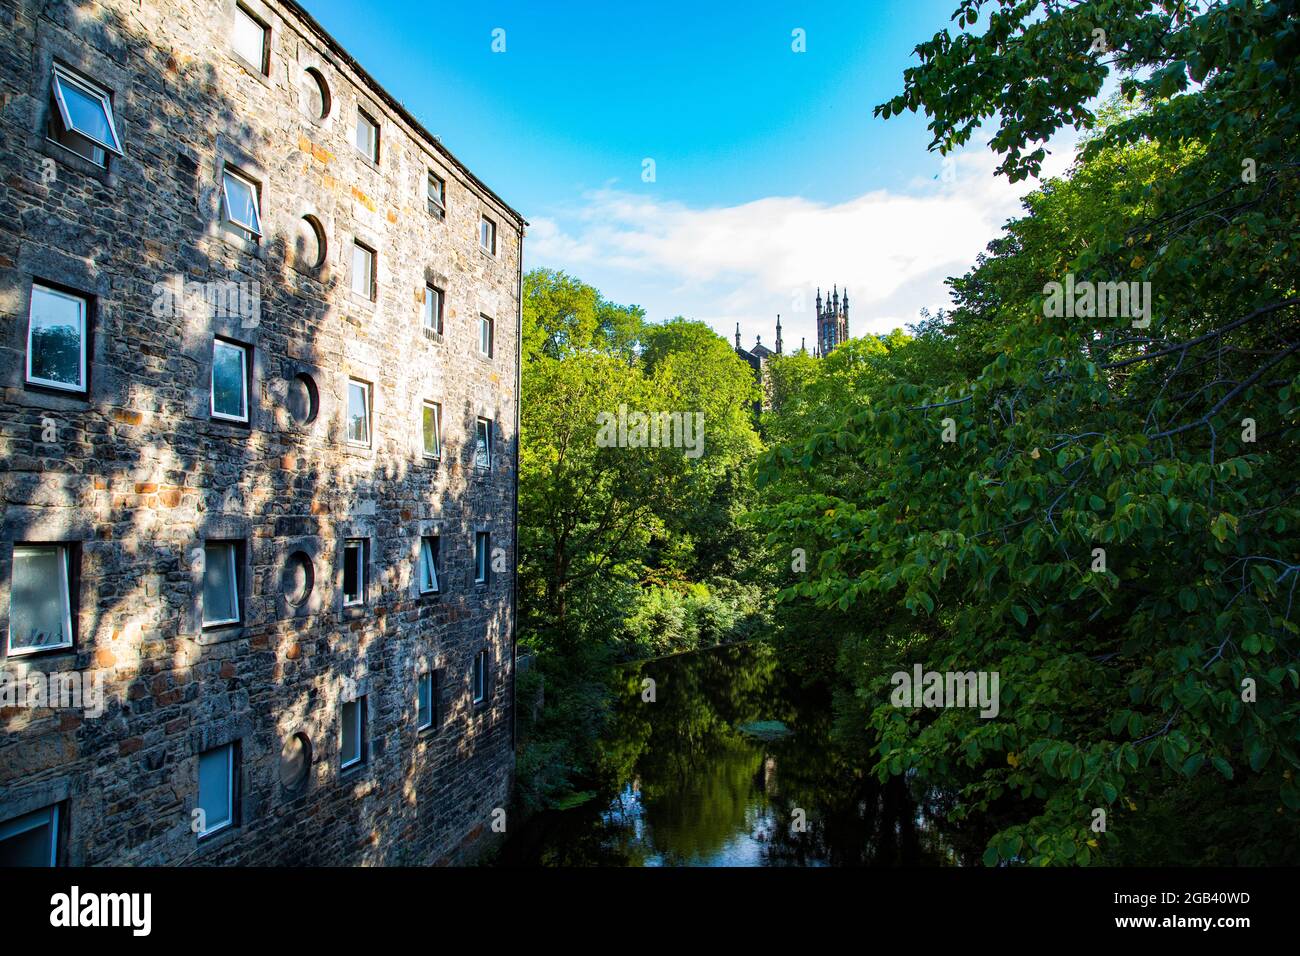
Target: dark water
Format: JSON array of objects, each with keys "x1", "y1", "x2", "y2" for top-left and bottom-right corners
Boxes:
[{"x1": 499, "y1": 642, "x2": 988, "y2": 866}]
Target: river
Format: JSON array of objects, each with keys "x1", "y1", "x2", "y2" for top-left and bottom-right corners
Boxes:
[{"x1": 498, "y1": 642, "x2": 992, "y2": 866}]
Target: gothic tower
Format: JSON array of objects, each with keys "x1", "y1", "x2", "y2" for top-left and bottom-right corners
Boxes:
[{"x1": 814, "y1": 285, "x2": 850, "y2": 357}]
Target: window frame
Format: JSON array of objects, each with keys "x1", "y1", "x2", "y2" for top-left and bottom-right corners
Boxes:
[
  {"x1": 421, "y1": 401, "x2": 442, "y2": 460},
  {"x1": 210, "y1": 338, "x2": 251, "y2": 424},
  {"x1": 478, "y1": 314, "x2": 494, "y2": 358},
  {"x1": 201, "y1": 540, "x2": 242, "y2": 628},
  {"x1": 342, "y1": 538, "x2": 367, "y2": 607},
  {"x1": 474, "y1": 531, "x2": 490, "y2": 585},
  {"x1": 7, "y1": 543, "x2": 74, "y2": 657},
  {"x1": 418, "y1": 535, "x2": 440, "y2": 595},
  {"x1": 479, "y1": 215, "x2": 497, "y2": 255},
  {"x1": 196, "y1": 743, "x2": 236, "y2": 839},
  {"x1": 472, "y1": 649, "x2": 488, "y2": 704},
  {"x1": 340, "y1": 696, "x2": 366, "y2": 770},
  {"x1": 231, "y1": 3, "x2": 270, "y2": 76},
  {"x1": 354, "y1": 107, "x2": 380, "y2": 163},
  {"x1": 417, "y1": 670, "x2": 434, "y2": 731},
  {"x1": 423, "y1": 284, "x2": 444, "y2": 334},
  {"x1": 0, "y1": 804, "x2": 60, "y2": 866},
  {"x1": 474, "y1": 418, "x2": 493, "y2": 471},
  {"x1": 346, "y1": 378, "x2": 371, "y2": 448},
  {"x1": 25, "y1": 283, "x2": 88, "y2": 394},
  {"x1": 221, "y1": 166, "x2": 263, "y2": 239},
  {"x1": 426, "y1": 171, "x2": 445, "y2": 218},
  {"x1": 351, "y1": 240, "x2": 376, "y2": 301},
  {"x1": 49, "y1": 65, "x2": 123, "y2": 160}
]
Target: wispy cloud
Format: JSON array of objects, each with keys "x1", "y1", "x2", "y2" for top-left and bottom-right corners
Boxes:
[{"x1": 526, "y1": 145, "x2": 1077, "y2": 349}]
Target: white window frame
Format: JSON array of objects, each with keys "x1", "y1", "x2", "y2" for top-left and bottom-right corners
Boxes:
[
  {"x1": 202, "y1": 541, "x2": 241, "y2": 627},
  {"x1": 427, "y1": 171, "x2": 445, "y2": 217},
  {"x1": 340, "y1": 696, "x2": 364, "y2": 769},
  {"x1": 418, "y1": 535, "x2": 439, "y2": 594},
  {"x1": 422, "y1": 401, "x2": 441, "y2": 460},
  {"x1": 0, "y1": 804, "x2": 59, "y2": 866},
  {"x1": 479, "y1": 215, "x2": 496, "y2": 255},
  {"x1": 355, "y1": 108, "x2": 379, "y2": 162},
  {"x1": 25, "y1": 284, "x2": 88, "y2": 393},
  {"x1": 342, "y1": 539, "x2": 366, "y2": 607},
  {"x1": 196, "y1": 743, "x2": 235, "y2": 839},
  {"x1": 351, "y1": 241, "x2": 375, "y2": 300},
  {"x1": 6, "y1": 544, "x2": 74, "y2": 656},
  {"x1": 416, "y1": 671, "x2": 433, "y2": 730},
  {"x1": 472, "y1": 650, "x2": 487, "y2": 704},
  {"x1": 232, "y1": 3, "x2": 269, "y2": 74},
  {"x1": 50, "y1": 66, "x2": 123, "y2": 157},
  {"x1": 346, "y1": 379, "x2": 371, "y2": 447},
  {"x1": 475, "y1": 418, "x2": 492, "y2": 470},
  {"x1": 210, "y1": 339, "x2": 250, "y2": 423},
  {"x1": 478, "y1": 314, "x2": 494, "y2": 357},
  {"x1": 474, "y1": 532, "x2": 489, "y2": 584},
  {"x1": 423, "y1": 284, "x2": 443, "y2": 333},
  {"x1": 221, "y1": 167, "x2": 263, "y2": 238}
]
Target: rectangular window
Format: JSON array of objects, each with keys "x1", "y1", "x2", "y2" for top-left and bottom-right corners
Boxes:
[
  {"x1": 417, "y1": 671, "x2": 433, "y2": 730},
  {"x1": 423, "y1": 285, "x2": 444, "y2": 334},
  {"x1": 419, "y1": 535, "x2": 440, "y2": 594},
  {"x1": 48, "y1": 66, "x2": 122, "y2": 166},
  {"x1": 475, "y1": 418, "x2": 492, "y2": 471},
  {"x1": 26, "y1": 283, "x2": 87, "y2": 393},
  {"x1": 341, "y1": 696, "x2": 365, "y2": 768},
  {"x1": 197, "y1": 743, "x2": 235, "y2": 838},
  {"x1": 7, "y1": 544, "x2": 73, "y2": 655},
  {"x1": 474, "y1": 531, "x2": 489, "y2": 584},
  {"x1": 221, "y1": 168, "x2": 262, "y2": 239},
  {"x1": 346, "y1": 379, "x2": 370, "y2": 447},
  {"x1": 210, "y1": 339, "x2": 249, "y2": 422},
  {"x1": 478, "y1": 314, "x2": 494, "y2": 358},
  {"x1": 479, "y1": 215, "x2": 497, "y2": 255},
  {"x1": 472, "y1": 649, "x2": 488, "y2": 704},
  {"x1": 342, "y1": 538, "x2": 366, "y2": 606},
  {"x1": 427, "y1": 171, "x2": 445, "y2": 218},
  {"x1": 232, "y1": 4, "x2": 268, "y2": 73},
  {"x1": 351, "y1": 241, "x2": 375, "y2": 300},
  {"x1": 202, "y1": 541, "x2": 241, "y2": 627},
  {"x1": 0, "y1": 804, "x2": 59, "y2": 867},
  {"x1": 422, "y1": 401, "x2": 441, "y2": 459},
  {"x1": 355, "y1": 108, "x2": 379, "y2": 162}
]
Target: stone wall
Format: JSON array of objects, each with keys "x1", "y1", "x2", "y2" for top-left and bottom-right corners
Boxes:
[{"x1": 0, "y1": 0, "x2": 522, "y2": 865}]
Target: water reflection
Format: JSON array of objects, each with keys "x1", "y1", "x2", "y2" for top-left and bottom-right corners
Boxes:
[{"x1": 500, "y1": 643, "x2": 984, "y2": 866}]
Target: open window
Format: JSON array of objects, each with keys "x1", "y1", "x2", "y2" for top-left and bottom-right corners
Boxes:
[
  {"x1": 418, "y1": 535, "x2": 440, "y2": 594},
  {"x1": 48, "y1": 66, "x2": 122, "y2": 166},
  {"x1": 221, "y1": 168, "x2": 263, "y2": 240}
]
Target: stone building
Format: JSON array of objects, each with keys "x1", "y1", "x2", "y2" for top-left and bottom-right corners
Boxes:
[{"x1": 0, "y1": 0, "x2": 524, "y2": 865}]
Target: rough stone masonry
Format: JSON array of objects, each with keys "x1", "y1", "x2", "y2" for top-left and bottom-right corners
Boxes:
[{"x1": 0, "y1": 0, "x2": 523, "y2": 864}]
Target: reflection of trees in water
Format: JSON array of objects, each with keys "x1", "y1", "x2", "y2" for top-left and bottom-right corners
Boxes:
[{"x1": 591, "y1": 644, "x2": 964, "y2": 866}]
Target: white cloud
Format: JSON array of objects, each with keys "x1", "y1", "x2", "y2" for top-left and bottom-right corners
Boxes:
[{"x1": 526, "y1": 144, "x2": 1077, "y2": 349}]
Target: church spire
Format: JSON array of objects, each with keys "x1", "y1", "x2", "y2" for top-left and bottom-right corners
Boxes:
[
  {"x1": 735, "y1": 322, "x2": 741, "y2": 349},
  {"x1": 775, "y1": 314, "x2": 783, "y2": 354}
]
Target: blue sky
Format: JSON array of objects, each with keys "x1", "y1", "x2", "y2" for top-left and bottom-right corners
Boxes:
[{"x1": 302, "y1": 0, "x2": 1079, "y2": 347}]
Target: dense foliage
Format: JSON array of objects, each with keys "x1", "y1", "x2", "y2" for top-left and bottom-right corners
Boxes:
[
  {"x1": 758, "y1": 0, "x2": 1299, "y2": 864},
  {"x1": 515, "y1": 270, "x2": 771, "y2": 809}
]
